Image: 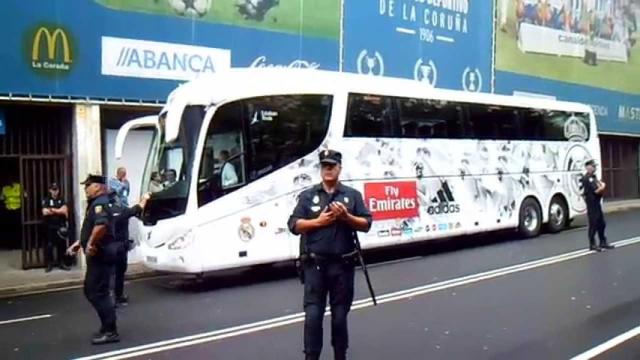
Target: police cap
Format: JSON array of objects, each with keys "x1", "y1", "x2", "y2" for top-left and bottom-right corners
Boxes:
[
  {"x1": 48, "y1": 182, "x2": 59, "y2": 190},
  {"x1": 80, "y1": 174, "x2": 107, "y2": 185},
  {"x1": 585, "y1": 159, "x2": 597, "y2": 167},
  {"x1": 319, "y1": 149, "x2": 342, "y2": 165}
]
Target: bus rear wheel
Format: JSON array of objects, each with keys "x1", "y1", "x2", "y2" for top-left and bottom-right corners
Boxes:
[
  {"x1": 547, "y1": 196, "x2": 568, "y2": 233},
  {"x1": 518, "y1": 197, "x2": 542, "y2": 238}
]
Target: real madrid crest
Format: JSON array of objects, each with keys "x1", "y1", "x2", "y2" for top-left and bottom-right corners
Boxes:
[{"x1": 238, "y1": 217, "x2": 255, "y2": 242}]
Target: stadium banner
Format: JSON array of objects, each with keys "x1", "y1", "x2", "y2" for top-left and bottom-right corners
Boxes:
[
  {"x1": 0, "y1": 0, "x2": 340, "y2": 101},
  {"x1": 342, "y1": 0, "x2": 494, "y2": 93},
  {"x1": 518, "y1": 23, "x2": 628, "y2": 63}
]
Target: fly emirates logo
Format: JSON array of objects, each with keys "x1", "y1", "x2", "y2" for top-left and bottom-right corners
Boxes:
[{"x1": 365, "y1": 181, "x2": 418, "y2": 220}]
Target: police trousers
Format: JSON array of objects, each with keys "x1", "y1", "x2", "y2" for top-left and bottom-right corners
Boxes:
[
  {"x1": 114, "y1": 243, "x2": 128, "y2": 299},
  {"x1": 303, "y1": 259, "x2": 355, "y2": 356},
  {"x1": 84, "y1": 256, "x2": 116, "y2": 333},
  {"x1": 587, "y1": 209, "x2": 607, "y2": 247},
  {"x1": 44, "y1": 226, "x2": 64, "y2": 266}
]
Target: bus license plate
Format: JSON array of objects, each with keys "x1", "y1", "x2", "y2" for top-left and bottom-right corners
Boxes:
[{"x1": 146, "y1": 256, "x2": 157, "y2": 263}]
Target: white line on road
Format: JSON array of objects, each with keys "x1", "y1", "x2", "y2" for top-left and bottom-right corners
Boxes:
[
  {"x1": 570, "y1": 325, "x2": 640, "y2": 360},
  {"x1": 76, "y1": 236, "x2": 640, "y2": 360},
  {"x1": 0, "y1": 314, "x2": 52, "y2": 325}
]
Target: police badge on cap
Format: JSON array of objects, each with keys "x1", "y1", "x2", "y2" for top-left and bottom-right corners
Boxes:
[
  {"x1": 585, "y1": 159, "x2": 597, "y2": 167},
  {"x1": 319, "y1": 149, "x2": 342, "y2": 165}
]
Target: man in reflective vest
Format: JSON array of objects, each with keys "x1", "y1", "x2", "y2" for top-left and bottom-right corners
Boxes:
[{"x1": 1, "y1": 182, "x2": 22, "y2": 211}]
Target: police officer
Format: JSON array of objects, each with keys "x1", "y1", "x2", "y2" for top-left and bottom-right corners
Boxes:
[
  {"x1": 108, "y1": 188, "x2": 150, "y2": 306},
  {"x1": 580, "y1": 159, "x2": 614, "y2": 251},
  {"x1": 288, "y1": 150, "x2": 372, "y2": 360},
  {"x1": 67, "y1": 174, "x2": 120, "y2": 345},
  {"x1": 41, "y1": 182, "x2": 70, "y2": 272}
]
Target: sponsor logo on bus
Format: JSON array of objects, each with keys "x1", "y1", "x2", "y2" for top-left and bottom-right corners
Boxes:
[
  {"x1": 390, "y1": 227, "x2": 403, "y2": 236},
  {"x1": 364, "y1": 181, "x2": 418, "y2": 220},
  {"x1": 249, "y1": 56, "x2": 320, "y2": 69},
  {"x1": 427, "y1": 181, "x2": 460, "y2": 215}
]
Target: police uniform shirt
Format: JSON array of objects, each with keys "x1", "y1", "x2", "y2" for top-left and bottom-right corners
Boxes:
[
  {"x1": 42, "y1": 196, "x2": 66, "y2": 228},
  {"x1": 288, "y1": 183, "x2": 372, "y2": 256},
  {"x1": 581, "y1": 174, "x2": 600, "y2": 199},
  {"x1": 80, "y1": 194, "x2": 115, "y2": 251},
  {"x1": 108, "y1": 193, "x2": 142, "y2": 242}
]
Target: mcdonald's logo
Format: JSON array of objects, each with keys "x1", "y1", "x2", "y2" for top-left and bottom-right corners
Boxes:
[{"x1": 30, "y1": 26, "x2": 73, "y2": 73}]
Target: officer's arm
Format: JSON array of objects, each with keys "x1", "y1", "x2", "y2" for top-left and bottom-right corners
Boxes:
[
  {"x1": 344, "y1": 192, "x2": 372, "y2": 232},
  {"x1": 595, "y1": 180, "x2": 606, "y2": 194},
  {"x1": 87, "y1": 225, "x2": 107, "y2": 248},
  {"x1": 41, "y1": 199, "x2": 51, "y2": 216},
  {"x1": 121, "y1": 204, "x2": 143, "y2": 219},
  {"x1": 88, "y1": 204, "x2": 110, "y2": 247},
  {"x1": 53, "y1": 204, "x2": 69, "y2": 218},
  {"x1": 287, "y1": 193, "x2": 314, "y2": 235}
]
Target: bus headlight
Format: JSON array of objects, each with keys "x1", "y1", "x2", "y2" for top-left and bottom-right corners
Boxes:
[{"x1": 167, "y1": 231, "x2": 194, "y2": 250}]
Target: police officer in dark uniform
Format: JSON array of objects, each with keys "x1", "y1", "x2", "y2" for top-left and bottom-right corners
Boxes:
[
  {"x1": 580, "y1": 160, "x2": 614, "y2": 251},
  {"x1": 108, "y1": 188, "x2": 150, "y2": 307},
  {"x1": 288, "y1": 150, "x2": 372, "y2": 360},
  {"x1": 67, "y1": 174, "x2": 120, "y2": 345},
  {"x1": 42, "y1": 182, "x2": 70, "y2": 272}
]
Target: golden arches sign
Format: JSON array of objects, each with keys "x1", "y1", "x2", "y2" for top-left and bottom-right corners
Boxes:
[{"x1": 31, "y1": 27, "x2": 72, "y2": 63}]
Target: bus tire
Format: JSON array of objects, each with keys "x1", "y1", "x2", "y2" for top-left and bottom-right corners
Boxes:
[
  {"x1": 546, "y1": 196, "x2": 568, "y2": 233},
  {"x1": 518, "y1": 197, "x2": 542, "y2": 238}
]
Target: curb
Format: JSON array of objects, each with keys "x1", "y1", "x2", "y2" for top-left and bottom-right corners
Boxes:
[{"x1": 0, "y1": 267, "x2": 162, "y2": 299}]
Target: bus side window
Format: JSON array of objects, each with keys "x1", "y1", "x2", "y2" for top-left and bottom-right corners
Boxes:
[
  {"x1": 521, "y1": 109, "x2": 545, "y2": 140},
  {"x1": 345, "y1": 93, "x2": 396, "y2": 138}
]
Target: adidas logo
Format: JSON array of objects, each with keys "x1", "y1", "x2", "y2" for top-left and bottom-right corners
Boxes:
[{"x1": 427, "y1": 181, "x2": 461, "y2": 215}]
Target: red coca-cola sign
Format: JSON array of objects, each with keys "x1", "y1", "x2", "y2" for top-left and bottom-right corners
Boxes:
[{"x1": 364, "y1": 181, "x2": 418, "y2": 221}]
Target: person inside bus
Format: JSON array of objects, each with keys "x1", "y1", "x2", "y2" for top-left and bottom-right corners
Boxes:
[
  {"x1": 218, "y1": 150, "x2": 239, "y2": 187},
  {"x1": 149, "y1": 172, "x2": 164, "y2": 193},
  {"x1": 162, "y1": 169, "x2": 177, "y2": 188}
]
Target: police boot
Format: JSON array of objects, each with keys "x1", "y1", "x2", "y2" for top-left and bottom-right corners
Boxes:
[
  {"x1": 92, "y1": 331, "x2": 120, "y2": 345},
  {"x1": 304, "y1": 352, "x2": 320, "y2": 360},
  {"x1": 334, "y1": 348, "x2": 347, "y2": 360}
]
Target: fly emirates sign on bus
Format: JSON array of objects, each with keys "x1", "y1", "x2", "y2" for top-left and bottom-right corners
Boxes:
[{"x1": 364, "y1": 181, "x2": 418, "y2": 221}]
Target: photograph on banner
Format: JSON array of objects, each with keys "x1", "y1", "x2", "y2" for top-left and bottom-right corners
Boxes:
[
  {"x1": 94, "y1": 0, "x2": 340, "y2": 39},
  {"x1": 496, "y1": 0, "x2": 640, "y2": 94},
  {"x1": 343, "y1": 1, "x2": 493, "y2": 92}
]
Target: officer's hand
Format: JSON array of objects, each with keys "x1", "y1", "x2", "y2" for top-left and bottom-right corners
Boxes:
[
  {"x1": 67, "y1": 242, "x2": 81, "y2": 256},
  {"x1": 329, "y1": 202, "x2": 349, "y2": 220},
  {"x1": 316, "y1": 208, "x2": 337, "y2": 227},
  {"x1": 86, "y1": 243, "x2": 98, "y2": 257}
]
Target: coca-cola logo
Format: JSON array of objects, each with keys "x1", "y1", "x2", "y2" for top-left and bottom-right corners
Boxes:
[{"x1": 249, "y1": 56, "x2": 320, "y2": 69}]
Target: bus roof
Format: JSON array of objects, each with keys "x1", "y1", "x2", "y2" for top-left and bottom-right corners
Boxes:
[
  {"x1": 164, "y1": 68, "x2": 592, "y2": 113},
  {"x1": 161, "y1": 68, "x2": 593, "y2": 142}
]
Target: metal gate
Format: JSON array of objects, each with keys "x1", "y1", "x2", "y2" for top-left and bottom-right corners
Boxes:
[{"x1": 20, "y1": 156, "x2": 70, "y2": 269}]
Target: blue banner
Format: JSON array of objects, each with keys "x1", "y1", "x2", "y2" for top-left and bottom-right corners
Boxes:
[
  {"x1": 343, "y1": 1, "x2": 493, "y2": 93},
  {"x1": 0, "y1": 110, "x2": 5, "y2": 136},
  {"x1": 496, "y1": 71, "x2": 640, "y2": 135},
  {"x1": 0, "y1": 0, "x2": 340, "y2": 101}
]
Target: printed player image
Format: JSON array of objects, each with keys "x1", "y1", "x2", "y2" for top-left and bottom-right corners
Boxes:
[
  {"x1": 496, "y1": 0, "x2": 640, "y2": 94},
  {"x1": 94, "y1": 0, "x2": 340, "y2": 39}
]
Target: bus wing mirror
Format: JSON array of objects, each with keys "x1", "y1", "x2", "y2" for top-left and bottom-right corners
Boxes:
[{"x1": 115, "y1": 116, "x2": 158, "y2": 159}]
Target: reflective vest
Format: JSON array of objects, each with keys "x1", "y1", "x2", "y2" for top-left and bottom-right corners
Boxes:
[{"x1": 2, "y1": 183, "x2": 22, "y2": 210}]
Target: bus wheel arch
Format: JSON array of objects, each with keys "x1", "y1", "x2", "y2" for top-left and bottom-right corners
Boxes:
[
  {"x1": 518, "y1": 196, "x2": 542, "y2": 238},
  {"x1": 546, "y1": 194, "x2": 569, "y2": 233}
]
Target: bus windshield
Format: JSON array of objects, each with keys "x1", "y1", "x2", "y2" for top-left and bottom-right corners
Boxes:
[{"x1": 142, "y1": 105, "x2": 206, "y2": 224}]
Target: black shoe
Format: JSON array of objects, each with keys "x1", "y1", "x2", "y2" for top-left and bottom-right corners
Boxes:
[
  {"x1": 91, "y1": 331, "x2": 120, "y2": 345},
  {"x1": 601, "y1": 244, "x2": 614, "y2": 250},
  {"x1": 59, "y1": 264, "x2": 71, "y2": 271},
  {"x1": 304, "y1": 353, "x2": 320, "y2": 360},
  {"x1": 45, "y1": 266, "x2": 53, "y2": 273},
  {"x1": 115, "y1": 295, "x2": 129, "y2": 306},
  {"x1": 589, "y1": 246, "x2": 602, "y2": 252}
]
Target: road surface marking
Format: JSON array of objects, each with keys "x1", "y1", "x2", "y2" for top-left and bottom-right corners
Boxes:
[
  {"x1": 0, "y1": 314, "x2": 52, "y2": 325},
  {"x1": 570, "y1": 324, "x2": 640, "y2": 360}
]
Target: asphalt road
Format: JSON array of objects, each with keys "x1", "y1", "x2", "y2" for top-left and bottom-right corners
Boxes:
[{"x1": 2, "y1": 210, "x2": 640, "y2": 360}]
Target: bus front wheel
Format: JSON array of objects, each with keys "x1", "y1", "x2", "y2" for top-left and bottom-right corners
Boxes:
[{"x1": 518, "y1": 197, "x2": 542, "y2": 238}]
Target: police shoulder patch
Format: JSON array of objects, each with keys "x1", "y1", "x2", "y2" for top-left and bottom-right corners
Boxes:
[{"x1": 95, "y1": 205, "x2": 103, "y2": 214}]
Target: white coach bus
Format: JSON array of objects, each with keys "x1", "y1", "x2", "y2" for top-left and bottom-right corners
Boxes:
[{"x1": 115, "y1": 68, "x2": 600, "y2": 274}]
